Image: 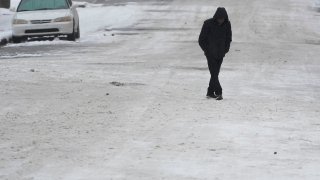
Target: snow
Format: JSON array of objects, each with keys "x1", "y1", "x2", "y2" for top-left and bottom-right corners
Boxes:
[
  {"x1": 6, "y1": 38, "x2": 76, "y2": 47},
  {"x1": 0, "y1": 0, "x2": 20, "y2": 41},
  {"x1": 10, "y1": 0, "x2": 21, "y2": 8},
  {"x1": 78, "y1": 4, "x2": 141, "y2": 42},
  {"x1": 0, "y1": 8, "x2": 13, "y2": 41},
  {"x1": 1, "y1": 1, "x2": 141, "y2": 46},
  {"x1": 0, "y1": 0, "x2": 320, "y2": 179},
  {"x1": 0, "y1": 53, "x2": 42, "y2": 58}
]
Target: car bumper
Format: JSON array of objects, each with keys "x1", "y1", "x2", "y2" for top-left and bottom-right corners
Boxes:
[{"x1": 12, "y1": 21, "x2": 73, "y2": 37}]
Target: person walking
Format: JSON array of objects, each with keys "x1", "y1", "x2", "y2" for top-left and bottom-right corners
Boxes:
[{"x1": 198, "y1": 7, "x2": 232, "y2": 100}]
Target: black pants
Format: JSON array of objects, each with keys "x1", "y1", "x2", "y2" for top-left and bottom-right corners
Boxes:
[{"x1": 206, "y1": 55, "x2": 223, "y2": 96}]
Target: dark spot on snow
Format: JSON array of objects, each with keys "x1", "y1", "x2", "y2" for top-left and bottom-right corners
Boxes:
[
  {"x1": 128, "y1": 82, "x2": 146, "y2": 86},
  {"x1": 305, "y1": 39, "x2": 320, "y2": 45},
  {"x1": 77, "y1": 4, "x2": 87, "y2": 8},
  {"x1": 110, "y1": 81, "x2": 146, "y2": 87},
  {"x1": 30, "y1": 69, "x2": 35, "y2": 72},
  {"x1": 110, "y1": 81, "x2": 125, "y2": 86},
  {"x1": 274, "y1": 152, "x2": 277, "y2": 155},
  {"x1": 114, "y1": 32, "x2": 140, "y2": 36}
]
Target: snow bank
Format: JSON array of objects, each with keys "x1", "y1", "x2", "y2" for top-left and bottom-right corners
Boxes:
[
  {"x1": 10, "y1": 0, "x2": 21, "y2": 8},
  {"x1": 0, "y1": 1, "x2": 20, "y2": 44},
  {"x1": 78, "y1": 4, "x2": 140, "y2": 42},
  {"x1": 0, "y1": 8, "x2": 13, "y2": 43}
]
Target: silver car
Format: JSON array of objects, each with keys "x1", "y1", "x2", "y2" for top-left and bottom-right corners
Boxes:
[{"x1": 12, "y1": 0, "x2": 80, "y2": 43}]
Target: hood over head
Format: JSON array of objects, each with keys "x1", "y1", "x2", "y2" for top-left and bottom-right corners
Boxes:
[{"x1": 213, "y1": 7, "x2": 229, "y2": 21}]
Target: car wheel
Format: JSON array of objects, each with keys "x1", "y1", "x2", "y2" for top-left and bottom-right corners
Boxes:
[
  {"x1": 67, "y1": 21, "x2": 76, "y2": 41},
  {"x1": 12, "y1": 36, "x2": 22, "y2": 43},
  {"x1": 76, "y1": 25, "x2": 80, "y2": 39},
  {"x1": 67, "y1": 31, "x2": 76, "y2": 41}
]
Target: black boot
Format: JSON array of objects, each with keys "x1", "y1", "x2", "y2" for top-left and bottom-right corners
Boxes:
[
  {"x1": 216, "y1": 94, "x2": 223, "y2": 100},
  {"x1": 207, "y1": 94, "x2": 218, "y2": 99},
  {"x1": 206, "y1": 92, "x2": 218, "y2": 99}
]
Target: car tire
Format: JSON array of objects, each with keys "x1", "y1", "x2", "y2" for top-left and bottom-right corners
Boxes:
[
  {"x1": 76, "y1": 25, "x2": 80, "y2": 39},
  {"x1": 67, "y1": 21, "x2": 77, "y2": 41},
  {"x1": 67, "y1": 31, "x2": 76, "y2": 41},
  {"x1": 12, "y1": 36, "x2": 22, "y2": 43}
]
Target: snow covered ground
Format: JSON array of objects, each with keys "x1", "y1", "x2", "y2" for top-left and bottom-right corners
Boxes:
[{"x1": 0, "y1": 0, "x2": 320, "y2": 179}]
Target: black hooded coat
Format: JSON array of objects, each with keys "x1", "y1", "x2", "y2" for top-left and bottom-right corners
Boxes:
[{"x1": 199, "y1": 7, "x2": 232, "y2": 59}]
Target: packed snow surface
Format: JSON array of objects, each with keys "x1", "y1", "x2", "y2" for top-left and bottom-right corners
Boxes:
[{"x1": 0, "y1": 0, "x2": 320, "y2": 179}]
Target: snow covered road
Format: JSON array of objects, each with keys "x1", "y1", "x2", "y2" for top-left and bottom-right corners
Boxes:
[{"x1": 1, "y1": 0, "x2": 320, "y2": 179}]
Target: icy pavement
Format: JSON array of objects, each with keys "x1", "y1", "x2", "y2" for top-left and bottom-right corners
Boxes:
[{"x1": 1, "y1": 0, "x2": 320, "y2": 179}]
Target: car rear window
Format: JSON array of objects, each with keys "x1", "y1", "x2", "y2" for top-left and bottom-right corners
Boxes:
[{"x1": 18, "y1": 0, "x2": 69, "y2": 12}]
